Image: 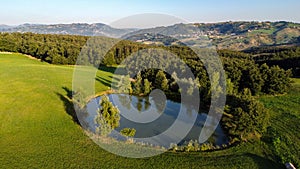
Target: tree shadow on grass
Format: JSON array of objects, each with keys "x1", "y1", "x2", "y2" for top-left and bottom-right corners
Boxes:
[
  {"x1": 62, "y1": 86, "x2": 73, "y2": 99},
  {"x1": 95, "y1": 76, "x2": 112, "y2": 87},
  {"x1": 98, "y1": 66, "x2": 117, "y2": 74},
  {"x1": 95, "y1": 75, "x2": 120, "y2": 89},
  {"x1": 244, "y1": 153, "x2": 283, "y2": 169},
  {"x1": 98, "y1": 66, "x2": 127, "y2": 75},
  {"x1": 56, "y1": 87, "x2": 79, "y2": 125},
  {"x1": 57, "y1": 87, "x2": 91, "y2": 129},
  {"x1": 163, "y1": 152, "x2": 282, "y2": 169}
]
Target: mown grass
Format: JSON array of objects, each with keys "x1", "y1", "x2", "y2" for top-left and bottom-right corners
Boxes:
[
  {"x1": 259, "y1": 78, "x2": 300, "y2": 167},
  {"x1": 0, "y1": 53, "x2": 297, "y2": 168}
]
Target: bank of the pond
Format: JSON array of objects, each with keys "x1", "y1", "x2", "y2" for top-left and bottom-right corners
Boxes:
[{"x1": 83, "y1": 94, "x2": 229, "y2": 149}]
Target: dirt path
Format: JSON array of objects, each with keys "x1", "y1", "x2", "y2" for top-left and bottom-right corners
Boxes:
[
  {"x1": 0, "y1": 52, "x2": 41, "y2": 61},
  {"x1": 0, "y1": 51, "x2": 12, "y2": 54}
]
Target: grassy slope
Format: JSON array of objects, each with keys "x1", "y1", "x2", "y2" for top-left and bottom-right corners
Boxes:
[
  {"x1": 259, "y1": 78, "x2": 300, "y2": 167},
  {"x1": 0, "y1": 53, "x2": 296, "y2": 169}
]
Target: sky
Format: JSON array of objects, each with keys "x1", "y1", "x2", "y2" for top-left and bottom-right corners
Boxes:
[{"x1": 0, "y1": 0, "x2": 299, "y2": 27}]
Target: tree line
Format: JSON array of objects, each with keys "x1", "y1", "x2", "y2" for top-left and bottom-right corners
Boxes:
[
  {"x1": 0, "y1": 32, "x2": 293, "y2": 143},
  {"x1": 244, "y1": 46, "x2": 300, "y2": 76},
  {"x1": 0, "y1": 32, "x2": 88, "y2": 64}
]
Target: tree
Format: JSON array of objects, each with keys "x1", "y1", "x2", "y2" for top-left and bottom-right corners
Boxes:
[
  {"x1": 222, "y1": 89, "x2": 270, "y2": 142},
  {"x1": 120, "y1": 128, "x2": 136, "y2": 143},
  {"x1": 102, "y1": 51, "x2": 116, "y2": 66},
  {"x1": 260, "y1": 65, "x2": 292, "y2": 94},
  {"x1": 120, "y1": 128, "x2": 136, "y2": 137},
  {"x1": 143, "y1": 79, "x2": 152, "y2": 95},
  {"x1": 170, "y1": 72, "x2": 180, "y2": 92},
  {"x1": 208, "y1": 72, "x2": 224, "y2": 98},
  {"x1": 154, "y1": 70, "x2": 169, "y2": 91},
  {"x1": 259, "y1": 63, "x2": 270, "y2": 91},
  {"x1": 133, "y1": 71, "x2": 143, "y2": 94},
  {"x1": 116, "y1": 75, "x2": 132, "y2": 94},
  {"x1": 94, "y1": 95, "x2": 120, "y2": 136},
  {"x1": 238, "y1": 61, "x2": 263, "y2": 95},
  {"x1": 226, "y1": 78, "x2": 235, "y2": 95}
]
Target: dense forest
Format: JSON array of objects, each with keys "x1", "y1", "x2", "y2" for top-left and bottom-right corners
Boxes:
[
  {"x1": 0, "y1": 32, "x2": 295, "y2": 143},
  {"x1": 0, "y1": 32, "x2": 88, "y2": 64},
  {"x1": 244, "y1": 46, "x2": 300, "y2": 76},
  {"x1": 0, "y1": 32, "x2": 299, "y2": 76}
]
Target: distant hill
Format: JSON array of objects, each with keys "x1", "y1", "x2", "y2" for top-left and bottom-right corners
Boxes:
[
  {"x1": 123, "y1": 21, "x2": 300, "y2": 50},
  {"x1": 1, "y1": 21, "x2": 300, "y2": 50},
  {"x1": 0, "y1": 24, "x2": 14, "y2": 30},
  {"x1": 0, "y1": 23, "x2": 135, "y2": 38}
]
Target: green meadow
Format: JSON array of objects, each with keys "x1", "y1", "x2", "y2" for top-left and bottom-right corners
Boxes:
[{"x1": 0, "y1": 53, "x2": 298, "y2": 168}]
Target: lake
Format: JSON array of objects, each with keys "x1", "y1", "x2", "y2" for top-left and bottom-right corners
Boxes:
[{"x1": 85, "y1": 94, "x2": 228, "y2": 148}]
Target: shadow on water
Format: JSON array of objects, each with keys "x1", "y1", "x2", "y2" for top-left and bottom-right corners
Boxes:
[{"x1": 56, "y1": 87, "x2": 79, "y2": 125}]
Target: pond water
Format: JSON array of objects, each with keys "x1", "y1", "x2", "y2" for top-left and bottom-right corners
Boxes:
[{"x1": 85, "y1": 94, "x2": 228, "y2": 148}]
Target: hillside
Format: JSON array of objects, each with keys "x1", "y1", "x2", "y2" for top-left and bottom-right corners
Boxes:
[
  {"x1": 0, "y1": 23, "x2": 135, "y2": 38},
  {"x1": 123, "y1": 21, "x2": 300, "y2": 50},
  {"x1": 1, "y1": 21, "x2": 300, "y2": 50},
  {"x1": 1, "y1": 53, "x2": 299, "y2": 168}
]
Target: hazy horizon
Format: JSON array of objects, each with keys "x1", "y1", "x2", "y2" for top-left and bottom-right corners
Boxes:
[
  {"x1": 1, "y1": 0, "x2": 299, "y2": 28},
  {"x1": 1, "y1": 19, "x2": 299, "y2": 29}
]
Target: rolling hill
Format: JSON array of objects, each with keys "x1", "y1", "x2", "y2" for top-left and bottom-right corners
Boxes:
[
  {"x1": 0, "y1": 23, "x2": 135, "y2": 38},
  {"x1": 1, "y1": 21, "x2": 300, "y2": 50},
  {"x1": 123, "y1": 21, "x2": 300, "y2": 50},
  {"x1": 2, "y1": 52, "x2": 298, "y2": 168}
]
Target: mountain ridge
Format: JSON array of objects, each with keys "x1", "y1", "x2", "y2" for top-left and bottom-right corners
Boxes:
[
  {"x1": 123, "y1": 21, "x2": 300, "y2": 50},
  {"x1": 0, "y1": 23, "x2": 136, "y2": 38},
  {"x1": 1, "y1": 21, "x2": 300, "y2": 50}
]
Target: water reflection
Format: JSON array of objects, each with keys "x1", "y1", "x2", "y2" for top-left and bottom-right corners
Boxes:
[{"x1": 86, "y1": 94, "x2": 228, "y2": 147}]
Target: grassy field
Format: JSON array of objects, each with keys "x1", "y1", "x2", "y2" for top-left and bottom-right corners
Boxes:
[
  {"x1": 259, "y1": 78, "x2": 300, "y2": 167},
  {"x1": 250, "y1": 28, "x2": 276, "y2": 35},
  {"x1": 0, "y1": 53, "x2": 298, "y2": 168}
]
